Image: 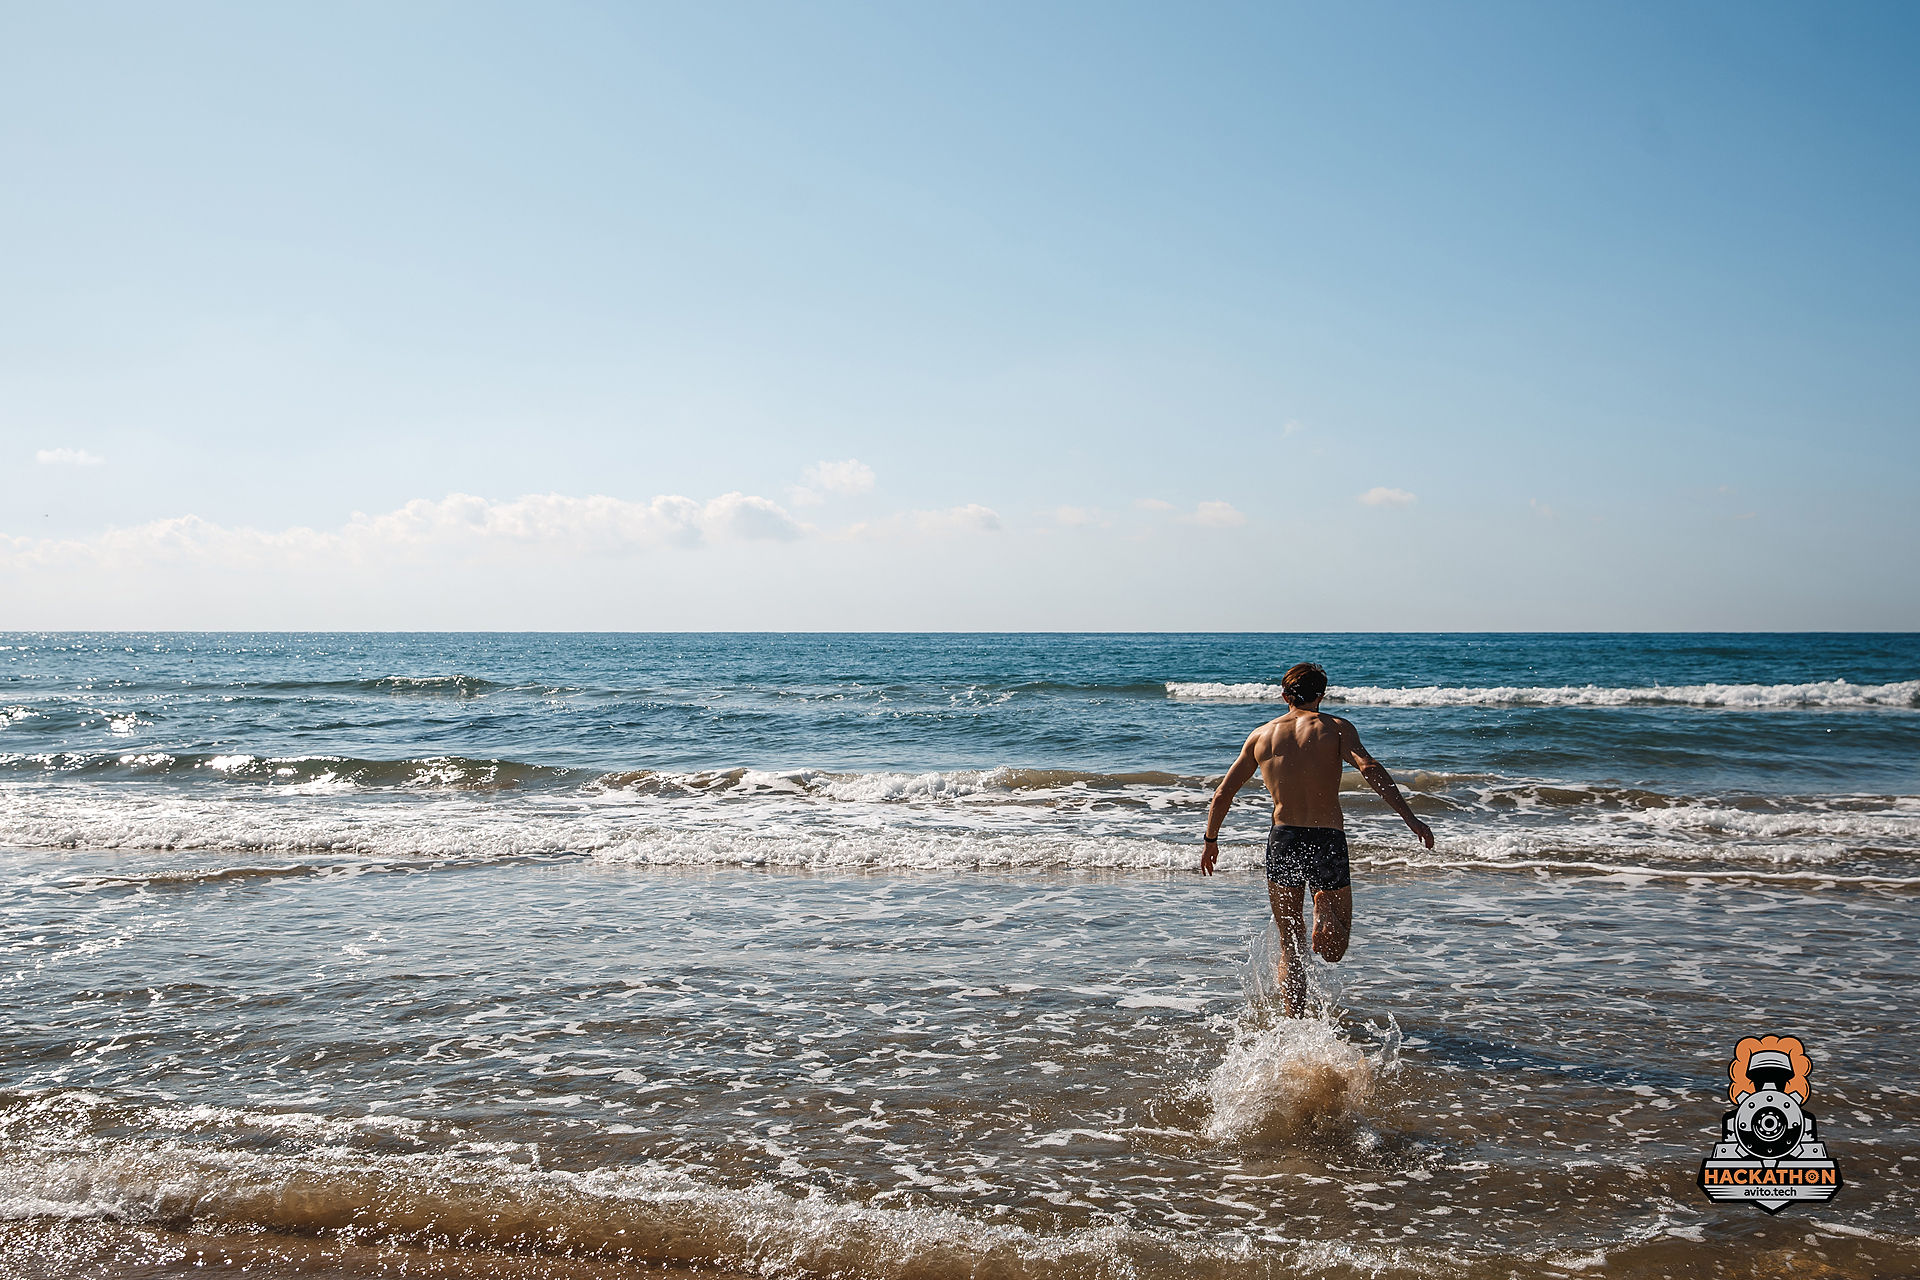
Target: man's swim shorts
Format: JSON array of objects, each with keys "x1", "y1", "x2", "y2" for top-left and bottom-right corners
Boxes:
[{"x1": 1264, "y1": 825, "x2": 1352, "y2": 892}]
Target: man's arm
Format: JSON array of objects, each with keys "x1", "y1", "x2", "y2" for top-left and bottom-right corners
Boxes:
[
  {"x1": 1337, "y1": 718, "x2": 1435, "y2": 850},
  {"x1": 1200, "y1": 734, "x2": 1261, "y2": 875}
]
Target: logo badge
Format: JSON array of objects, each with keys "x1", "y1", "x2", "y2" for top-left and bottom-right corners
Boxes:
[{"x1": 1698, "y1": 1035, "x2": 1842, "y2": 1214}]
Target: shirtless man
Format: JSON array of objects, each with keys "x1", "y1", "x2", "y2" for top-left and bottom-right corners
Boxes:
[{"x1": 1199, "y1": 662, "x2": 1434, "y2": 1016}]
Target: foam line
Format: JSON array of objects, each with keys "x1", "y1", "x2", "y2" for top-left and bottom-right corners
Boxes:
[{"x1": 1166, "y1": 679, "x2": 1920, "y2": 709}]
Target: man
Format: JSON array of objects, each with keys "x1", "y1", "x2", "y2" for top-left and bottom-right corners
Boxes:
[{"x1": 1199, "y1": 662, "x2": 1433, "y2": 1016}]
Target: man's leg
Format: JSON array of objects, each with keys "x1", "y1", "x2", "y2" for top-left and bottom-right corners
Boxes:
[
  {"x1": 1311, "y1": 887, "x2": 1352, "y2": 962},
  {"x1": 1264, "y1": 881, "x2": 1310, "y2": 1016}
]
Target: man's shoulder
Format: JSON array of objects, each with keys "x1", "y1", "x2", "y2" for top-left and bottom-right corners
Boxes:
[{"x1": 1244, "y1": 715, "x2": 1286, "y2": 750}]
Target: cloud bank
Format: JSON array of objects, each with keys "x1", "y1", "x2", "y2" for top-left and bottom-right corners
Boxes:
[
  {"x1": 0, "y1": 487, "x2": 1042, "y2": 577},
  {"x1": 0, "y1": 491, "x2": 808, "y2": 571}
]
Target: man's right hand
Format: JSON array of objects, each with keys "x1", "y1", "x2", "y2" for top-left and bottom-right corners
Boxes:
[
  {"x1": 1407, "y1": 817, "x2": 1434, "y2": 850},
  {"x1": 1200, "y1": 838, "x2": 1219, "y2": 875}
]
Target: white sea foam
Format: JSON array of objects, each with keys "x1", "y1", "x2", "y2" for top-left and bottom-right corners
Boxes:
[
  {"x1": 5, "y1": 760, "x2": 1918, "y2": 888},
  {"x1": 1166, "y1": 679, "x2": 1920, "y2": 709},
  {"x1": 0, "y1": 785, "x2": 1218, "y2": 875},
  {"x1": 813, "y1": 769, "x2": 997, "y2": 802},
  {"x1": 592, "y1": 765, "x2": 1204, "y2": 803},
  {"x1": 1631, "y1": 800, "x2": 1920, "y2": 843}
]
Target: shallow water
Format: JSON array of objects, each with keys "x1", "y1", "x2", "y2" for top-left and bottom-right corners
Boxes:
[
  {"x1": 2, "y1": 633, "x2": 1916, "y2": 1276},
  {"x1": 3, "y1": 858, "x2": 1916, "y2": 1277}
]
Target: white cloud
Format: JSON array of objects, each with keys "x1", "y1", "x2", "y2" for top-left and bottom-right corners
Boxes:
[
  {"x1": 346, "y1": 490, "x2": 803, "y2": 548},
  {"x1": 1053, "y1": 506, "x2": 1102, "y2": 528},
  {"x1": 1281, "y1": 419, "x2": 1306, "y2": 437},
  {"x1": 701, "y1": 492, "x2": 806, "y2": 542},
  {"x1": 1530, "y1": 498, "x2": 1556, "y2": 519},
  {"x1": 1358, "y1": 487, "x2": 1417, "y2": 508},
  {"x1": 1188, "y1": 500, "x2": 1247, "y2": 528},
  {"x1": 36, "y1": 448, "x2": 105, "y2": 466},
  {"x1": 0, "y1": 490, "x2": 803, "y2": 571},
  {"x1": 790, "y1": 459, "x2": 876, "y2": 507},
  {"x1": 801, "y1": 458, "x2": 875, "y2": 497},
  {"x1": 915, "y1": 503, "x2": 1001, "y2": 534},
  {"x1": 837, "y1": 503, "x2": 1003, "y2": 541},
  {"x1": 1138, "y1": 497, "x2": 1246, "y2": 526}
]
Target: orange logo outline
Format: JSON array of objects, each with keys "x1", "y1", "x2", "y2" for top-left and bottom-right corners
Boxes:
[{"x1": 1729, "y1": 1034, "x2": 1811, "y2": 1104}]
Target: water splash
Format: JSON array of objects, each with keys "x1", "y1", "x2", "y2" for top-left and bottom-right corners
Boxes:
[
  {"x1": 1201, "y1": 1015, "x2": 1379, "y2": 1143},
  {"x1": 1200, "y1": 921, "x2": 1400, "y2": 1143}
]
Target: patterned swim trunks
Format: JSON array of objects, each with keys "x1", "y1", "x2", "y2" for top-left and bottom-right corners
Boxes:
[{"x1": 1263, "y1": 825, "x2": 1352, "y2": 891}]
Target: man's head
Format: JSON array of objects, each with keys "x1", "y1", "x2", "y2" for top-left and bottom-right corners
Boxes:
[{"x1": 1281, "y1": 662, "x2": 1329, "y2": 708}]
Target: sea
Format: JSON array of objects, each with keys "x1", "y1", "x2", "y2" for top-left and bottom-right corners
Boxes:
[{"x1": 2, "y1": 632, "x2": 1916, "y2": 1279}]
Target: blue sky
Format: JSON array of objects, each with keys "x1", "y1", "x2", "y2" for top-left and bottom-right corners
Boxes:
[{"x1": 4, "y1": 1, "x2": 1916, "y2": 629}]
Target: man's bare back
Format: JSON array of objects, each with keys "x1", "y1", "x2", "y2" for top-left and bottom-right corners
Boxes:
[
  {"x1": 1197, "y1": 663, "x2": 1434, "y2": 1016},
  {"x1": 1248, "y1": 706, "x2": 1356, "y2": 830}
]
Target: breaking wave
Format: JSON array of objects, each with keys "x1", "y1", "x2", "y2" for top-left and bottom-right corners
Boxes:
[
  {"x1": 1165, "y1": 679, "x2": 1920, "y2": 709},
  {"x1": 200, "y1": 674, "x2": 513, "y2": 696},
  {"x1": 591, "y1": 765, "x2": 1202, "y2": 801},
  {"x1": 5, "y1": 787, "x2": 1917, "y2": 889},
  {"x1": 0, "y1": 751, "x2": 575, "y2": 791}
]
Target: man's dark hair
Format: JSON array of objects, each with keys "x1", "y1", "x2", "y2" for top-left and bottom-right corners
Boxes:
[{"x1": 1281, "y1": 662, "x2": 1328, "y2": 707}]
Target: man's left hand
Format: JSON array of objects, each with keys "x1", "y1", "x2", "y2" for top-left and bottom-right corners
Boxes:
[{"x1": 1200, "y1": 838, "x2": 1218, "y2": 875}]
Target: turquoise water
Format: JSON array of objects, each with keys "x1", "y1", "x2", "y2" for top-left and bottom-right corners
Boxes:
[{"x1": 2, "y1": 633, "x2": 1916, "y2": 1277}]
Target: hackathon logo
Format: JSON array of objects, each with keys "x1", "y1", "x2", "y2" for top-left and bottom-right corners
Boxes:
[{"x1": 1698, "y1": 1035, "x2": 1841, "y2": 1214}]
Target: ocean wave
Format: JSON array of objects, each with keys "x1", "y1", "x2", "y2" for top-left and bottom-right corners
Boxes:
[
  {"x1": 249, "y1": 674, "x2": 509, "y2": 696},
  {"x1": 591, "y1": 765, "x2": 1206, "y2": 801},
  {"x1": 42, "y1": 674, "x2": 522, "y2": 696},
  {"x1": 1165, "y1": 678, "x2": 1920, "y2": 709},
  {"x1": 1629, "y1": 799, "x2": 1920, "y2": 843},
  {"x1": 0, "y1": 751, "x2": 578, "y2": 791},
  {"x1": 1007, "y1": 679, "x2": 1173, "y2": 697},
  {"x1": 76, "y1": 673, "x2": 518, "y2": 697},
  {"x1": 1440, "y1": 779, "x2": 1920, "y2": 821},
  {"x1": 369, "y1": 673, "x2": 502, "y2": 695},
  {"x1": 0, "y1": 800, "x2": 1208, "y2": 875},
  {"x1": 0, "y1": 752, "x2": 1671, "y2": 813},
  {"x1": 0, "y1": 1119, "x2": 1448, "y2": 1280},
  {"x1": 5, "y1": 785, "x2": 1917, "y2": 889}
]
